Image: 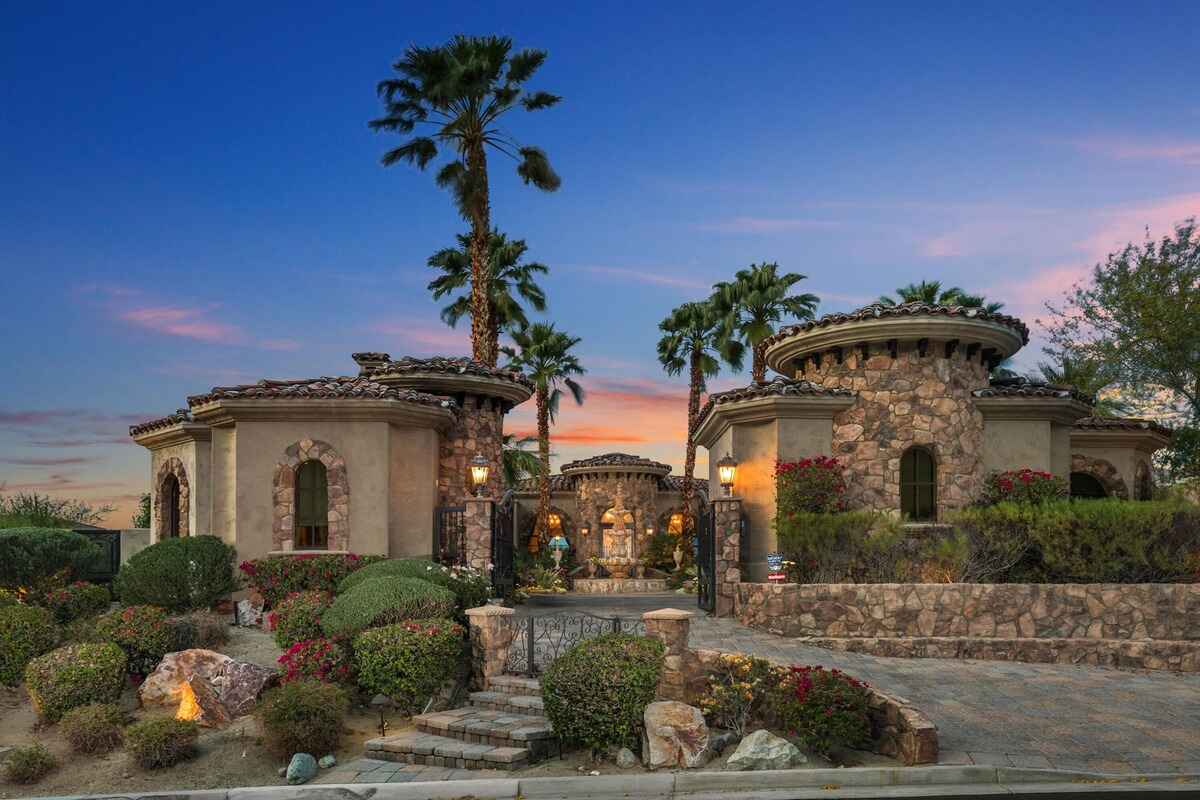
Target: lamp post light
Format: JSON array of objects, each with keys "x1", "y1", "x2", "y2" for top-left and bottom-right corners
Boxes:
[
  {"x1": 469, "y1": 454, "x2": 490, "y2": 497},
  {"x1": 717, "y1": 453, "x2": 738, "y2": 497},
  {"x1": 548, "y1": 533, "x2": 569, "y2": 569}
]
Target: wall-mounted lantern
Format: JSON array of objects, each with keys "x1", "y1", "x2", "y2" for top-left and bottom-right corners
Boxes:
[
  {"x1": 717, "y1": 453, "x2": 738, "y2": 497},
  {"x1": 469, "y1": 454, "x2": 490, "y2": 497},
  {"x1": 547, "y1": 511, "x2": 562, "y2": 528}
]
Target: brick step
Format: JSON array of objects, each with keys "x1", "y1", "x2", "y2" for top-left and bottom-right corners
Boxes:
[
  {"x1": 486, "y1": 674, "x2": 542, "y2": 697},
  {"x1": 469, "y1": 690, "x2": 544, "y2": 715},
  {"x1": 414, "y1": 707, "x2": 557, "y2": 761},
  {"x1": 365, "y1": 730, "x2": 530, "y2": 771}
]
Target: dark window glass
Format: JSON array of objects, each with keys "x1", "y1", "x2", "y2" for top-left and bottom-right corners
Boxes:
[
  {"x1": 900, "y1": 447, "x2": 936, "y2": 521},
  {"x1": 162, "y1": 474, "x2": 180, "y2": 537},
  {"x1": 1070, "y1": 472, "x2": 1108, "y2": 499},
  {"x1": 295, "y1": 460, "x2": 329, "y2": 549}
]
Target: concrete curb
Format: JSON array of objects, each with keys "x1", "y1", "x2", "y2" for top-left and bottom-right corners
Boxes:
[{"x1": 21, "y1": 766, "x2": 1200, "y2": 800}]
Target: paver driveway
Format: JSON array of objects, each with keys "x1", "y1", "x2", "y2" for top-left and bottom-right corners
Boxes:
[{"x1": 522, "y1": 593, "x2": 1200, "y2": 774}]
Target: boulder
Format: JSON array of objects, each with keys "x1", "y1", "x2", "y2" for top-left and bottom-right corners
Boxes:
[
  {"x1": 318, "y1": 754, "x2": 337, "y2": 769},
  {"x1": 236, "y1": 596, "x2": 264, "y2": 627},
  {"x1": 614, "y1": 747, "x2": 638, "y2": 769},
  {"x1": 212, "y1": 658, "x2": 277, "y2": 717},
  {"x1": 139, "y1": 649, "x2": 231, "y2": 707},
  {"x1": 725, "y1": 729, "x2": 807, "y2": 771},
  {"x1": 185, "y1": 674, "x2": 233, "y2": 728},
  {"x1": 287, "y1": 753, "x2": 318, "y2": 785},
  {"x1": 642, "y1": 701, "x2": 710, "y2": 769}
]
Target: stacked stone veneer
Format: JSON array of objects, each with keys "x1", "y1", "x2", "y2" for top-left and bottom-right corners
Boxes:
[
  {"x1": 712, "y1": 498, "x2": 742, "y2": 616},
  {"x1": 737, "y1": 582, "x2": 1200, "y2": 672},
  {"x1": 796, "y1": 340, "x2": 989, "y2": 517},
  {"x1": 272, "y1": 438, "x2": 350, "y2": 551},
  {"x1": 1071, "y1": 453, "x2": 1129, "y2": 499},
  {"x1": 439, "y1": 395, "x2": 504, "y2": 506},
  {"x1": 574, "y1": 473, "x2": 660, "y2": 562}
]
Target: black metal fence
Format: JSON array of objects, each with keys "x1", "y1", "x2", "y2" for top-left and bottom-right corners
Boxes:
[
  {"x1": 505, "y1": 611, "x2": 646, "y2": 676},
  {"x1": 491, "y1": 497, "x2": 515, "y2": 598},
  {"x1": 433, "y1": 506, "x2": 465, "y2": 565},
  {"x1": 695, "y1": 507, "x2": 715, "y2": 612},
  {"x1": 74, "y1": 529, "x2": 122, "y2": 583}
]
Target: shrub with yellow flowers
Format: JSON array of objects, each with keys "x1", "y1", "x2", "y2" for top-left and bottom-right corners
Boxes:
[{"x1": 697, "y1": 653, "x2": 775, "y2": 737}]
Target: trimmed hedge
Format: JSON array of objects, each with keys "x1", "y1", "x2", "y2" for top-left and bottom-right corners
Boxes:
[
  {"x1": 270, "y1": 591, "x2": 330, "y2": 649},
  {"x1": 0, "y1": 528, "x2": 101, "y2": 590},
  {"x1": 24, "y1": 642, "x2": 127, "y2": 721},
  {"x1": 338, "y1": 559, "x2": 491, "y2": 618},
  {"x1": 0, "y1": 604, "x2": 60, "y2": 685},
  {"x1": 540, "y1": 633, "x2": 665, "y2": 752},
  {"x1": 29, "y1": 580, "x2": 110, "y2": 623},
  {"x1": 320, "y1": 576, "x2": 456, "y2": 639},
  {"x1": 354, "y1": 619, "x2": 464, "y2": 711},
  {"x1": 95, "y1": 605, "x2": 174, "y2": 675},
  {"x1": 114, "y1": 535, "x2": 237, "y2": 612},
  {"x1": 240, "y1": 553, "x2": 385, "y2": 608},
  {"x1": 256, "y1": 678, "x2": 347, "y2": 758},
  {"x1": 61, "y1": 702, "x2": 125, "y2": 753},
  {"x1": 125, "y1": 718, "x2": 199, "y2": 768}
]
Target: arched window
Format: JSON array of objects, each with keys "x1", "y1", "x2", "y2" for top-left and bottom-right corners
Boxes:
[
  {"x1": 900, "y1": 447, "x2": 936, "y2": 521},
  {"x1": 162, "y1": 474, "x2": 181, "y2": 537},
  {"x1": 295, "y1": 460, "x2": 329, "y2": 549},
  {"x1": 1070, "y1": 472, "x2": 1108, "y2": 499}
]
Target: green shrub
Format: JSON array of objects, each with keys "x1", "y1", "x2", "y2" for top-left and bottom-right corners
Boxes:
[
  {"x1": 0, "y1": 587, "x2": 19, "y2": 607},
  {"x1": 980, "y1": 468, "x2": 1068, "y2": 505},
  {"x1": 270, "y1": 591, "x2": 330, "y2": 648},
  {"x1": 776, "y1": 511, "x2": 917, "y2": 583},
  {"x1": 240, "y1": 553, "x2": 385, "y2": 608},
  {"x1": 256, "y1": 678, "x2": 347, "y2": 758},
  {"x1": 60, "y1": 702, "x2": 125, "y2": 753},
  {"x1": 29, "y1": 580, "x2": 110, "y2": 623},
  {"x1": 165, "y1": 610, "x2": 229, "y2": 651},
  {"x1": 769, "y1": 665, "x2": 871, "y2": 757},
  {"x1": 0, "y1": 527, "x2": 101, "y2": 591},
  {"x1": 541, "y1": 633, "x2": 665, "y2": 752},
  {"x1": 63, "y1": 615, "x2": 104, "y2": 644},
  {"x1": 94, "y1": 605, "x2": 174, "y2": 674},
  {"x1": 337, "y1": 559, "x2": 491, "y2": 613},
  {"x1": 24, "y1": 642, "x2": 127, "y2": 721},
  {"x1": 354, "y1": 620, "x2": 464, "y2": 710},
  {"x1": 320, "y1": 576, "x2": 456, "y2": 638},
  {"x1": 697, "y1": 652, "x2": 775, "y2": 737},
  {"x1": 114, "y1": 535, "x2": 237, "y2": 612},
  {"x1": 776, "y1": 456, "x2": 848, "y2": 514},
  {"x1": 2, "y1": 743, "x2": 57, "y2": 784},
  {"x1": 0, "y1": 604, "x2": 60, "y2": 685},
  {"x1": 125, "y1": 717, "x2": 200, "y2": 768}
]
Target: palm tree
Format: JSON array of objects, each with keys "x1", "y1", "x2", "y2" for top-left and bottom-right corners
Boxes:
[
  {"x1": 711, "y1": 262, "x2": 819, "y2": 383},
  {"x1": 502, "y1": 323, "x2": 585, "y2": 551},
  {"x1": 1037, "y1": 354, "x2": 1131, "y2": 416},
  {"x1": 370, "y1": 35, "x2": 562, "y2": 366},
  {"x1": 501, "y1": 433, "x2": 545, "y2": 488},
  {"x1": 428, "y1": 230, "x2": 548, "y2": 356},
  {"x1": 657, "y1": 302, "x2": 744, "y2": 533},
  {"x1": 878, "y1": 280, "x2": 1005, "y2": 312}
]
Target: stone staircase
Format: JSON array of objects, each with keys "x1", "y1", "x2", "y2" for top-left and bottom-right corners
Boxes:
[{"x1": 364, "y1": 675, "x2": 555, "y2": 771}]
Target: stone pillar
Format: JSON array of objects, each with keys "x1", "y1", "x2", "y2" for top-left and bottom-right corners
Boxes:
[
  {"x1": 465, "y1": 604, "x2": 515, "y2": 690},
  {"x1": 643, "y1": 608, "x2": 693, "y2": 702},
  {"x1": 463, "y1": 497, "x2": 494, "y2": 574},
  {"x1": 712, "y1": 498, "x2": 742, "y2": 617}
]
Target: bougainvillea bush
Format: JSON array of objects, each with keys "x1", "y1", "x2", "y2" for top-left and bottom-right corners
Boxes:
[
  {"x1": 278, "y1": 637, "x2": 353, "y2": 685},
  {"x1": 776, "y1": 456, "x2": 847, "y2": 515},
  {"x1": 354, "y1": 619, "x2": 464, "y2": 711},
  {"x1": 240, "y1": 553, "x2": 384, "y2": 608},
  {"x1": 29, "y1": 580, "x2": 110, "y2": 623},
  {"x1": 94, "y1": 605, "x2": 174, "y2": 675},
  {"x1": 269, "y1": 591, "x2": 330, "y2": 649},
  {"x1": 768, "y1": 665, "x2": 871, "y2": 757},
  {"x1": 979, "y1": 468, "x2": 1068, "y2": 505}
]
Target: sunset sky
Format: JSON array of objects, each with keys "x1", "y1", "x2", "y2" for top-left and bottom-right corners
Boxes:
[{"x1": 2, "y1": 1, "x2": 1198, "y2": 527}]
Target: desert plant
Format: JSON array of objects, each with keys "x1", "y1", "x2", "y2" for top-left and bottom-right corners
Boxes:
[
  {"x1": 540, "y1": 633, "x2": 665, "y2": 753},
  {"x1": 354, "y1": 619, "x2": 464, "y2": 710},
  {"x1": 0, "y1": 604, "x2": 60, "y2": 685},
  {"x1": 113, "y1": 535, "x2": 237, "y2": 612},
  {"x1": 320, "y1": 576, "x2": 456, "y2": 638},
  {"x1": 125, "y1": 717, "x2": 200, "y2": 768},
  {"x1": 980, "y1": 468, "x2": 1068, "y2": 505},
  {"x1": 0, "y1": 527, "x2": 101, "y2": 591},
  {"x1": 2, "y1": 743, "x2": 58, "y2": 784},
  {"x1": 256, "y1": 678, "x2": 347, "y2": 758},
  {"x1": 769, "y1": 665, "x2": 871, "y2": 757},
  {"x1": 776, "y1": 457, "x2": 848, "y2": 515},
  {"x1": 94, "y1": 605, "x2": 174, "y2": 674},
  {"x1": 239, "y1": 553, "x2": 384, "y2": 607},
  {"x1": 165, "y1": 610, "x2": 229, "y2": 651},
  {"x1": 0, "y1": 491, "x2": 112, "y2": 528},
  {"x1": 697, "y1": 652, "x2": 775, "y2": 737},
  {"x1": 270, "y1": 591, "x2": 331, "y2": 648},
  {"x1": 29, "y1": 580, "x2": 110, "y2": 623},
  {"x1": 277, "y1": 637, "x2": 353, "y2": 685},
  {"x1": 24, "y1": 642, "x2": 126, "y2": 721},
  {"x1": 60, "y1": 702, "x2": 125, "y2": 753}
]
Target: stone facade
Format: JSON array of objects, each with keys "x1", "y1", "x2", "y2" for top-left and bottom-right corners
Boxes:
[
  {"x1": 574, "y1": 472, "x2": 662, "y2": 562},
  {"x1": 154, "y1": 456, "x2": 190, "y2": 538},
  {"x1": 798, "y1": 341, "x2": 989, "y2": 517},
  {"x1": 465, "y1": 604, "x2": 516, "y2": 691},
  {"x1": 1072, "y1": 453, "x2": 1129, "y2": 499},
  {"x1": 462, "y1": 496, "x2": 494, "y2": 574},
  {"x1": 439, "y1": 395, "x2": 504, "y2": 506},
  {"x1": 271, "y1": 438, "x2": 350, "y2": 552},
  {"x1": 712, "y1": 498, "x2": 742, "y2": 617}
]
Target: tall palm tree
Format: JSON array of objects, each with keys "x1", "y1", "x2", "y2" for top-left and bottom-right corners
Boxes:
[
  {"x1": 878, "y1": 280, "x2": 1005, "y2": 312},
  {"x1": 501, "y1": 433, "x2": 545, "y2": 488},
  {"x1": 428, "y1": 230, "x2": 548, "y2": 356},
  {"x1": 502, "y1": 323, "x2": 585, "y2": 551},
  {"x1": 1037, "y1": 354, "x2": 1131, "y2": 416},
  {"x1": 370, "y1": 35, "x2": 561, "y2": 366},
  {"x1": 711, "y1": 262, "x2": 819, "y2": 383},
  {"x1": 657, "y1": 302, "x2": 744, "y2": 533}
]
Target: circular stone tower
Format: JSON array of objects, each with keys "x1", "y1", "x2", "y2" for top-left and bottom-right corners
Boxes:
[{"x1": 762, "y1": 303, "x2": 1028, "y2": 518}]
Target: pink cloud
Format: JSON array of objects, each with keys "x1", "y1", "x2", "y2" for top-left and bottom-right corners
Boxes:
[
  {"x1": 119, "y1": 305, "x2": 244, "y2": 344},
  {"x1": 1071, "y1": 137, "x2": 1200, "y2": 167},
  {"x1": 920, "y1": 234, "x2": 966, "y2": 258},
  {"x1": 579, "y1": 266, "x2": 711, "y2": 291},
  {"x1": 1075, "y1": 193, "x2": 1200, "y2": 262}
]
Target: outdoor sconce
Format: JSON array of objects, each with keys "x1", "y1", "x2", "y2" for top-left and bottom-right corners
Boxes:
[
  {"x1": 645, "y1": 526, "x2": 655, "y2": 537},
  {"x1": 548, "y1": 533, "x2": 569, "y2": 568},
  {"x1": 469, "y1": 454, "x2": 490, "y2": 496},
  {"x1": 717, "y1": 453, "x2": 738, "y2": 497},
  {"x1": 547, "y1": 511, "x2": 561, "y2": 527}
]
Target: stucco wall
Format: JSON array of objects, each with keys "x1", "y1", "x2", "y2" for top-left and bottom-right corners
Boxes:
[
  {"x1": 210, "y1": 426, "x2": 237, "y2": 546},
  {"x1": 389, "y1": 426, "x2": 440, "y2": 558},
  {"x1": 981, "y1": 419, "x2": 1053, "y2": 475},
  {"x1": 1072, "y1": 443, "x2": 1155, "y2": 500}
]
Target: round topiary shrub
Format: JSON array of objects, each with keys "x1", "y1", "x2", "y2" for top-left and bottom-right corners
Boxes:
[
  {"x1": 125, "y1": 717, "x2": 200, "y2": 768},
  {"x1": 0, "y1": 604, "x2": 60, "y2": 686},
  {"x1": 270, "y1": 591, "x2": 331, "y2": 648},
  {"x1": 24, "y1": 642, "x2": 127, "y2": 722},
  {"x1": 540, "y1": 633, "x2": 665, "y2": 752},
  {"x1": 0, "y1": 527, "x2": 101, "y2": 592},
  {"x1": 320, "y1": 576, "x2": 456, "y2": 639},
  {"x1": 95, "y1": 605, "x2": 174, "y2": 674},
  {"x1": 113, "y1": 535, "x2": 237, "y2": 612},
  {"x1": 353, "y1": 619, "x2": 464, "y2": 711},
  {"x1": 2, "y1": 742, "x2": 58, "y2": 784},
  {"x1": 60, "y1": 702, "x2": 125, "y2": 753},
  {"x1": 278, "y1": 637, "x2": 353, "y2": 685},
  {"x1": 30, "y1": 580, "x2": 110, "y2": 623},
  {"x1": 337, "y1": 559, "x2": 492, "y2": 614},
  {"x1": 256, "y1": 678, "x2": 347, "y2": 758}
]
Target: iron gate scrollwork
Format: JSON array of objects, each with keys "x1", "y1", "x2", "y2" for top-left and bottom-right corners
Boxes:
[
  {"x1": 695, "y1": 506, "x2": 715, "y2": 613},
  {"x1": 505, "y1": 612, "x2": 646, "y2": 676},
  {"x1": 490, "y1": 492, "x2": 515, "y2": 598},
  {"x1": 433, "y1": 506, "x2": 465, "y2": 565}
]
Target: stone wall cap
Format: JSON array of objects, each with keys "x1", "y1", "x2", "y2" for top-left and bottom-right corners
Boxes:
[
  {"x1": 764, "y1": 301, "x2": 1031, "y2": 349},
  {"x1": 465, "y1": 604, "x2": 515, "y2": 617},
  {"x1": 642, "y1": 608, "x2": 694, "y2": 620}
]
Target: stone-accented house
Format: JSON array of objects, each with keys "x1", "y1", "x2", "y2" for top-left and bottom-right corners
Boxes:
[
  {"x1": 131, "y1": 354, "x2": 531, "y2": 561},
  {"x1": 695, "y1": 302, "x2": 1172, "y2": 579}
]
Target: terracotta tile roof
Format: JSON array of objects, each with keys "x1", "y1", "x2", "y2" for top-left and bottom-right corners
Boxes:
[
  {"x1": 186, "y1": 376, "x2": 456, "y2": 409},
  {"x1": 129, "y1": 408, "x2": 193, "y2": 437},
  {"x1": 659, "y1": 475, "x2": 709, "y2": 495},
  {"x1": 1074, "y1": 415, "x2": 1173, "y2": 437},
  {"x1": 561, "y1": 452, "x2": 672, "y2": 473},
  {"x1": 972, "y1": 377, "x2": 1095, "y2": 405},
  {"x1": 763, "y1": 302, "x2": 1030, "y2": 349},
  {"x1": 364, "y1": 356, "x2": 533, "y2": 389},
  {"x1": 515, "y1": 473, "x2": 708, "y2": 495},
  {"x1": 697, "y1": 377, "x2": 854, "y2": 427}
]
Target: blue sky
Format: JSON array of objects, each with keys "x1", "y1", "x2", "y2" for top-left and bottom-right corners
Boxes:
[{"x1": 2, "y1": 1, "x2": 1197, "y2": 525}]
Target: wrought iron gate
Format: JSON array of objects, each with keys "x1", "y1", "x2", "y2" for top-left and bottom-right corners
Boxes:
[
  {"x1": 505, "y1": 611, "x2": 646, "y2": 676},
  {"x1": 490, "y1": 492, "x2": 515, "y2": 598},
  {"x1": 75, "y1": 529, "x2": 122, "y2": 583},
  {"x1": 695, "y1": 506, "x2": 716, "y2": 613},
  {"x1": 433, "y1": 506, "x2": 465, "y2": 565}
]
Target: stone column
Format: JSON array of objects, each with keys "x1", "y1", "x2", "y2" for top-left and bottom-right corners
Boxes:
[
  {"x1": 465, "y1": 604, "x2": 515, "y2": 690},
  {"x1": 463, "y1": 497, "x2": 494, "y2": 574},
  {"x1": 643, "y1": 608, "x2": 694, "y2": 702},
  {"x1": 712, "y1": 498, "x2": 742, "y2": 617}
]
